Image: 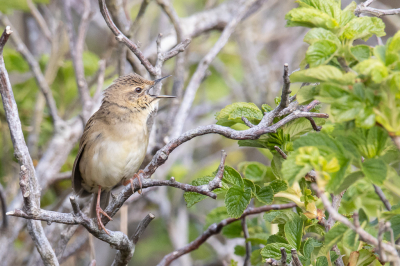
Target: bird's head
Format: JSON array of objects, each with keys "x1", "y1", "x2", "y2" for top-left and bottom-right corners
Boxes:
[{"x1": 103, "y1": 73, "x2": 174, "y2": 112}]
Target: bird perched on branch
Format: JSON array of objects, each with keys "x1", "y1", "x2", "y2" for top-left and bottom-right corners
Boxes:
[{"x1": 72, "y1": 73, "x2": 173, "y2": 234}]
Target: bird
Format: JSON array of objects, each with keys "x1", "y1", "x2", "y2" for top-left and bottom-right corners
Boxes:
[{"x1": 72, "y1": 73, "x2": 174, "y2": 234}]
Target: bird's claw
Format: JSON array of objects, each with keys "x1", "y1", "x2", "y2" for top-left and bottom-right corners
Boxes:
[{"x1": 123, "y1": 170, "x2": 144, "y2": 194}]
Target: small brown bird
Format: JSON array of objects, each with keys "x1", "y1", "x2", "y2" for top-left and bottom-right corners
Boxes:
[{"x1": 72, "y1": 73, "x2": 173, "y2": 234}]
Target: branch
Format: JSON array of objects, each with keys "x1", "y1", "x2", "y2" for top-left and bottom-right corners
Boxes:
[
  {"x1": 311, "y1": 184, "x2": 400, "y2": 264},
  {"x1": 112, "y1": 213, "x2": 155, "y2": 266},
  {"x1": 0, "y1": 16, "x2": 62, "y2": 127},
  {"x1": 130, "y1": 0, "x2": 151, "y2": 35},
  {"x1": 98, "y1": 0, "x2": 157, "y2": 76},
  {"x1": 241, "y1": 217, "x2": 251, "y2": 266},
  {"x1": 274, "y1": 146, "x2": 287, "y2": 159},
  {"x1": 156, "y1": 0, "x2": 183, "y2": 42},
  {"x1": 0, "y1": 183, "x2": 7, "y2": 228},
  {"x1": 355, "y1": 1, "x2": 400, "y2": 17},
  {"x1": 27, "y1": 0, "x2": 52, "y2": 41},
  {"x1": 242, "y1": 117, "x2": 255, "y2": 128},
  {"x1": 373, "y1": 184, "x2": 391, "y2": 211},
  {"x1": 305, "y1": 117, "x2": 322, "y2": 131},
  {"x1": 171, "y1": 0, "x2": 260, "y2": 138},
  {"x1": 63, "y1": 0, "x2": 93, "y2": 117},
  {"x1": 0, "y1": 26, "x2": 58, "y2": 265},
  {"x1": 280, "y1": 248, "x2": 287, "y2": 266},
  {"x1": 279, "y1": 63, "x2": 291, "y2": 110},
  {"x1": 157, "y1": 203, "x2": 297, "y2": 266}
]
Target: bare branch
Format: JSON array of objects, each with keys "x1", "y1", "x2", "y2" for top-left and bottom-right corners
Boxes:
[
  {"x1": 274, "y1": 146, "x2": 287, "y2": 159},
  {"x1": 156, "y1": 0, "x2": 183, "y2": 42},
  {"x1": 157, "y1": 203, "x2": 297, "y2": 266},
  {"x1": 242, "y1": 117, "x2": 255, "y2": 128},
  {"x1": 171, "y1": 0, "x2": 260, "y2": 138},
  {"x1": 305, "y1": 117, "x2": 322, "y2": 131},
  {"x1": 0, "y1": 26, "x2": 59, "y2": 265},
  {"x1": 355, "y1": 2, "x2": 400, "y2": 17},
  {"x1": 311, "y1": 184, "x2": 400, "y2": 264},
  {"x1": 279, "y1": 63, "x2": 291, "y2": 110},
  {"x1": 291, "y1": 249, "x2": 303, "y2": 266},
  {"x1": 241, "y1": 217, "x2": 251, "y2": 266},
  {"x1": 132, "y1": 213, "x2": 155, "y2": 244},
  {"x1": 162, "y1": 38, "x2": 191, "y2": 62},
  {"x1": 63, "y1": 0, "x2": 93, "y2": 117},
  {"x1": 280, "y1": 248, "x2": 287, "y2": 266},
  {"x1": 0, "y1": 183, "x2": 7, "y2": 228},
  {"x1": 373, "y1": 184, "x2": 391, "y2": 211},
  {"x1": 27, "y1": 0, "x2": 52, "y2": 41},
  {"x1": 98, "y1": 0, "x2": 157, "y2": 76},
  {"x1": 0, "y1": 16, "x2": 62, "y2": 127}
]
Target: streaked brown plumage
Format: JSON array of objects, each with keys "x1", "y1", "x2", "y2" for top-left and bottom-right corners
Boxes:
[{"x1": 72, "y1": 73, "x2": 173, "y2": 234}]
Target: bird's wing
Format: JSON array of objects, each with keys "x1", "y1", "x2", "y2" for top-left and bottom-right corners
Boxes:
[{"x1": 71, "y1": 115, "x2": 98, "y2": 197}]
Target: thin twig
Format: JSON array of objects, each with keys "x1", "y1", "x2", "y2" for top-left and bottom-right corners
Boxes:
[
  {"x1": 171, "y1": 0, "x2": 260, "y2": 138},
  {"x1": 130, "y1": 0, "x2": 151, "y2": 35},
  {"x1": 0, "y1": 16, "x2": 62, "y2": 127},
  {"x1": 274, "y1": 146, "x2": 287, "y2": 159},
  {"x1": 98, "y1": 0, "x2": 157, "y2": 75},
  {"x1": 242, "y1": 117, "x2": 255, "y2": 128},
  {"x1": 280, "y1": 248, "x2": 287, "y2": 266},
  {"x1": 132, "y1": 213, "x2": 155, "y2": 244},
  {"x1": 157, "y1": 203, "x2": 297, "y2": 266},
  {"x1": 0, "y1": 184, "x2": 7, "y2": 228},
  {"x1": 291, "y1": 249, "x2": 303, "y2": 266},
  {"x1": 241, "y1": 217, "x2": 251, "y2": 266},
  {"x1": 355, "y1": 3, "x2": 400, "y2": 17},
  {"x1": 279, "y1": 63, "x2": 291, "y2": 110},
  {"x1": 373, "y1": 185, "x2": 391, "y2": 211},
  {"x1": 0, "y1": 26, "x2": 59, "y2": 265},
  {"x1": 27, "y1": 0, "x2": 52, "y2": 41},
  {"x1": 305, "y1": 117, "x2": 322, "y2": 131}
]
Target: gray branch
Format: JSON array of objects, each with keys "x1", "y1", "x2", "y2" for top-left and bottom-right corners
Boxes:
[
  {"x1": 373, "y1": 184, "x2": 391, "y2": 211},
  {"x1": 0, "y1": 26, "x2": 59, "y2": 265}
]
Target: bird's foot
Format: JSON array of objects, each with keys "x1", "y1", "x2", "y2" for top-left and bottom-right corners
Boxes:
[
  {"x1": 123, "y1": 170, "x2": 144, "y2": 194},
  {"x1": 96, "y1": 205, "x2": 113, "y2": 235}
]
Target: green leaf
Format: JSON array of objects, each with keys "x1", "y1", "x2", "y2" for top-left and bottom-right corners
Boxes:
[
  {"x1": 240, "y1": 162, "x2": 268, "y2": 182},
  {"x1": 334, "y1": 171, "x2": 364, "y2": 194},
  {"x1": 267, "y1": 234, "x2": 289, "y2": 245},
  {"x1": 349, "y1": 249, "x2": 376, "y2": 266},
  {"x1": 264, "y1": 210, "x2": 297, "y2": 224},
  {"x1": 283, "y1": 117, "x2": 325, "y2": 139},
  {"x1": 222, "y1": 221, "x2": 243, "y2": 238},
  {"x1": 270, "y1": 180, "x2": 288, "y2": 194},
  {"x1": 340, "y1": 1, "x2": 357, "y2": 26},
  {"x1": 225, "y1": 186, "x2": 252, "y2": 218},
  {"x1": 251, "y1": 249, "x2": 264, "y2": 266},
  {"x1": 306, "y1": 40, "x2": 338, "y2": 67},
  {"x1": 260, "y1": 243, "x2": 294, "y2": 262},
  {"x1": 216, "y1": 102, "x2": 263, "y2": 127},
  {"x1": 222, "y1": 166, "x2": 244, "y2": 188},
  {"x1": 362, "y1": 158, "x2": 387, "y2": 185},
  {"x1": 244, "y1": 179, "x2": 256, "y2": 193},
  {"x1": 284, "y1": 215, "x2": 304, "y2": 250},
  {"x1": 303, "y1": 238, "x2": 323, "y2": 258},
  {"x1": 184, "y1": 176, "x2": 226, "y2": 207},
  {"x1": 282, "y1": 150, "x2": 313, "y2": 186},
  {"x1": 285, "y1": 7, "x2": 339, "y2": 30},
  {"x1": 387, "y1": 31, "x2": 400, "y2": 54},
  {"x1": 316, "y1": 256, "x2": 329, "y2": 266},
  {"x1": 255, "y1": 185, "x2": 274, "y2": 204},
  {"x1": 323, "y1": 223, "x2": 349, "y2": 253},
  {"x1": 299, "y1": 0, "x2": 341, "y2": 20},
  {"x1": 351, "y1": 45, "x2": 372, "y2": 62},
  {"x1": 297, "y1": 85, "x2": 320, "y2": 104},
  {"x1": 354, "y1": 59, "x2": 388, "y2": 83},
  {"x1": 340, "y1": 17, "x2": 385, "y2": 41},
  {"x1": 290, "y1": 65, "x2": 356, "y2": 85},
  {"x1": 248, "y1": 233, "x2": 270, "y2": 245},
  {"x1": 234, "y1": 245, "x2": 246, "y2": 256},
  {"x1": 271, "y1": 154, "x2": 284, "y2": 179},
  {"x1": 304, "y1": 28, "x2": 340, "y2": 45}
]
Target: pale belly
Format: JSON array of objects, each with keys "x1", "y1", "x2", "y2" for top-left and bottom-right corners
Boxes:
[{"x1": 79, "y1": 125, "x2": 148, "y2": 193}]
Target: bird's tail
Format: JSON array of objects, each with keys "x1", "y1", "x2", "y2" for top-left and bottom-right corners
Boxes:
[{"x1": 90, "y1": 190, "x2": 111, "y2": 218}]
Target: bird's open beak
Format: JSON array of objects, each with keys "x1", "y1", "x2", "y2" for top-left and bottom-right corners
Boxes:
[{"x1": 149, "y1": 75, "x2": 176, "y2": 99}]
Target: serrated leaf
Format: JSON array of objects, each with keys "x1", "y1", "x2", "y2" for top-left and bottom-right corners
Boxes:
[
  {"x1": 304, "y1": 238, "x2": 323, "y2": 258},
  {"x1": 306, "y1": 40, "x2": 338, "y2": 67},
  {"x1": 285, "y1": 7, "x2": 339, "y2": 30},
  {"x1": 260, "y1": 243, "x2": 294, "y2": 262},
  {"x1": 323, "y1": 223, "x2": 349, "y2": 253},
  {"x1": 316, "y1": 256, "x2": 329, "y2": 266},
  {"x1": 248, "y1": 233, "x2": 270, "y2": 245},
  {"x1": 354, "y1": 58, "x2": 388, "y2": 83},
  {"x1": 351, "y1": 45, "x2": 372, "y2": 62},
  {"x1": 241, "y1": 162, "x2": 268, "y2": 182},
  {"x1": 362, "y1": 158, "x2": 387, "y2": 185},
  {"x1": 222, "y1": 166, "x2": 244, "y2": 188},
  {"x1": 285, "y1": 215, "x2": 304, "y2": 250},
  {"x1": 270, "y1": 180, "x2": 288, "y2": 194},
  {"x1": 184, "y1": 176, "x2": 227, "y2": 207},
  {"x1": 304, "y1": 28, "x2": 340, "y2": 45},
  {"x1": 267, "y1": 234, "x2": 289, "y2": 245},
  {"x1": 290, "y1": 65, "x2": 356, "y2": 85},
  {"x1": 225, "y1": 186, "x2": 252, "y2": 218},
  {"x1": 299, "y1": 0, "x2": 341, "y2": 20},
  {"x1": 255, "y1": 185, "x2": 274, "y2": 204},
  {"x1": 271, "y1": 154, "x2": 284, "y2": 179},
  {"x1": 244, "y1": 179, "x2": 255, "y2": 193},
  {"x1": 388, "y1": 31, "x2": 400, "y2": 54},
  {"x1": 216, "y1": 102, "x2": 263, "y2": 127},
  {"x1": 264, "y1": 210, "x2": 297, "y2": 224},
  {"x1": 340, "y1": 17, "x2": 385, "y2": 41}
]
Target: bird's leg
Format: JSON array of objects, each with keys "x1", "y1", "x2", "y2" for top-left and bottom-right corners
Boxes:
[
  {"x1": 123, "y1": 170, "x2": 144, "y2": 194},
  {"x1": 96, "y1": 186, "x2": 113, "y2": 235}
]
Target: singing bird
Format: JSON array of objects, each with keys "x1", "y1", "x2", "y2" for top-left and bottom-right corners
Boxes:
[{"x1": 72, "y1": 73, "x2": 173, "y2": 234}]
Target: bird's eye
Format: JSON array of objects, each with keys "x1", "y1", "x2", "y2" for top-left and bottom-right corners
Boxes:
[{"x1": 135, "y1": 87, "x2": 142, "y2": 93}]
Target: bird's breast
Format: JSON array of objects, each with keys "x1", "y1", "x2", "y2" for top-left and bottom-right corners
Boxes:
[{"x1": 79, "y1": 120, "x2": 149, "y2": 192}]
